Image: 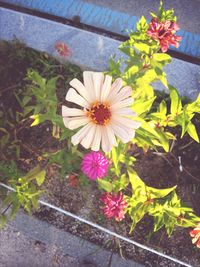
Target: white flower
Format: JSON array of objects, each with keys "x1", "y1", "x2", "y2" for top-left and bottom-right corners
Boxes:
[{"x1": 62, "y1": 71, "x2": 140, "y2": 152}]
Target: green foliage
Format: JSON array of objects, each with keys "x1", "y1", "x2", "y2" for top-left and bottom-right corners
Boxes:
[
  {"x1": 0, "y1": 161, "x2": 23, "y2": 181},
  {"x1": 22, "y1": 69, "x2": 72, "y2": 140},
  {"x1": 0, "y1": 165, "x2": 46, "y2": 228},
  {"x1": 45, "y1": 146, "x2": 82, "y2": 177},
  {"x1": 126, "y1": 170, "x2": 176, "y2": 232},
  {"x1": 149, "y1": 191, "x2": 200, "y2": 235},
  {"x1": 155, "y1": 1, "x2": 177, "y2": 22},
  {"x1": 0, "y1": 40, "x2": 84, "y2": 229},
  {"x1": 125, "y1": 171, "x2": 199, "y2": 234},
  {"x1": 24, "y1": 70, "x2": 58, "y2": 121}
]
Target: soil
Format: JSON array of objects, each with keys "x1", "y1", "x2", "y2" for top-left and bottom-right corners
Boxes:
[{"x1": 0, "y1": 40, "x2": 200, "y2": 267}]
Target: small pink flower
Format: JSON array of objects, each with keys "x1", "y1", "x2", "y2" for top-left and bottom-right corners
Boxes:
[
  {"x1": 190, "y1": 223, "x2": 200, "y2": 248},
  {"x1": 55, "y1": 42, "x2": 71, "y2": 57},
  {"x1": 68, "y1": 174, "x2": 79, "y2": 188},
  {"x1": 81, "y1": 151, "x2": 109, "y2": 180},
  {"x1": 147, "y1": 18, "x2": 182, "y2": 52},
  {"x1": 100, "y1": 192, "x2": 127, "y2": 222}
]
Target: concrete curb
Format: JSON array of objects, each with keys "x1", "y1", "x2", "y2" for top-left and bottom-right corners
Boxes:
[
  {"x1": 1, "y1": 0, "x2": 200, "y2": 58},
  {"x1": 0, "y1": 7, "x2": 200, "y2": 99},
  {"x1": 3, "y1": 210, "x2": 143, "y2": 267}
]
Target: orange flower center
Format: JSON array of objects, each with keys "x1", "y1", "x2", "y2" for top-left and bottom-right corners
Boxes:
[{"x1": 87, "y1": 102, "x2": 111, "y2": 125}]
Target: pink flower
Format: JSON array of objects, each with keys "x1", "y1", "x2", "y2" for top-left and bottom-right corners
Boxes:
[
  {"x1": 190, "y1": 223, "x2": 200, "y2": 248},
  {"x1": 100, "y1": 192, "x2": 127, "y2": 222},
  {"x1": 55, "y1": 42, "x2": 71, "y2": 57},
  {"x1": 147, "y1": 18, "x2": 182, "y2": 52},
  {"x1": 81, "y1": 151, "x2": 109, "y2": 180}
]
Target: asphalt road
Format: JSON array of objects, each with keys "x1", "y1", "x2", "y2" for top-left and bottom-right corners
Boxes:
[{"x1": 84, "y1": 0, "x2": 200, "y2": 34}]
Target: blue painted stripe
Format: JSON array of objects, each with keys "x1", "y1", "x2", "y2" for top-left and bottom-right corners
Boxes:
[{"x1": 1, "y1": 0, "x2": 200, "y2": 58}]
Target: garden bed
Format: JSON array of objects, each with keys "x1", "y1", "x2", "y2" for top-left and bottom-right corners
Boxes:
[{"x1": 0, "y1": 40, "x2": 200, "y2": 267}]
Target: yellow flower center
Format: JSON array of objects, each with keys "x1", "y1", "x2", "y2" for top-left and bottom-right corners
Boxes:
[{"x1": 87, "y1": 102, "x2": 111, "y2": 125}]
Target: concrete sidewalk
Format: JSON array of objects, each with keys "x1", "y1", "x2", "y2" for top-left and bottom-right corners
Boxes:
[
  {"x1": 0, "y1": 210, "x2": 143, "y2": 267},
  {"x1": 0, "y1": 225, "x2": 80, "y2": 267},
  {"x1": 1, "y1": 0, "x2": 200, "y2": 58},
  {"x1": 0, "y1": 7, "x2": 200, "y2": 100}
]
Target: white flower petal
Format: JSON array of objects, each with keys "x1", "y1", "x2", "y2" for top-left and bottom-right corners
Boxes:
[
  {"x1": 62, "y1": 106, "x2": 85, "y2": 117},
  {"x1": 92, "y1": 72, "x2": 104, "y2": 100},
  {"x1": 106, "y1": 125, "x2": 117, "y2": 147},
  {"x1": 101, "y1": 75, "x2": 112, "y2": 102},
  {"x1": 101, "y1": 127, "x2": 112, "y2": 152},
  {"x1": 83, "y1": 71, "x2": 96, "y2": 102},
  {"x1": 113, "y1": 116, "x2": 141, "y2": 129},
  {"x1": 91, "y1": 125, "x2": 102, "y2": 151},
  {"x1": 112, "y1": 107, "x2": 136, "y2": 116},
  {"x1": 67, "y1": 117, "x2": 90, "y2": 130},
  {"x1": 70, "y1": 78, "x2": 93, "y2": 102},
  {"x1": 107, "y1": 78, "x2": 123, "y2": 101},
  {"x1": 111, "y1": 78, "x2": 123, "y2": 92},
  {"x1": 63, "y1": 116, "x2": 70, "y2": 128},
  {"x1": 110, "y1": 97, "x2": 134, "y2": 109},
  {"x1": 110, "y1": 122, "x2": 135, "y2": 143},
  {"x1": 66, "y1": 88, "x2": 89, "y2": 108},
  {"x1": 80, "y1": 124, "x2": 96, "y2": 149},
  {"x1": 109, "y1": 86, "x2": 132, "y2": 105},
  {"x1": 71, "y1": 122, "x2": 93, "y2": 145}
]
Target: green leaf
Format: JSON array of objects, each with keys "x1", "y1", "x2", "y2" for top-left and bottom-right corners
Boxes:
[
  {"x1": 154, "y1": 128, "x2": 170, "y2": 152},
  {"x1": 128, "y1": 170, "x2": 145, "y2": 191},
  {"x1": 19, "y1": 165, "x2": 43, "y2": 184},
  {"x1": 0, "y1": 215, "x2": 7, "y2": 229},
  {"x1": 132, "y1": 97, "x2": 156, "y2": 115},
  {"x1": 147, "y1": 185, "x2": 176, "y2": 199},
  {"x1": 136, "y1": 16, "x2": 148, "y2": 32},
  {"x1": 27, "y1": 69, "x2": 46, "y2": 89},
  {"x1": 30, "y1": 114, "x2": 49, "y2": 126},
  {"x1": 111, "y1": 146, "x2": 119, "y2": 171},
  {"x1": 31, "y1": 196, "x2": 39, "y2": 209},
  {"x1": 124, "y1": 65, "x2": 140, "y2": 83},
  {"x1": 22, "y1": 96, "x2": 32, "y2": 106},
  {"x1": 35, "y1": 170, "x2": 46, "y2": 186},
  {"x1": 134, "y1": 42, "x2": 151, "y2": 54},
  {"x1": 186, "y1": 93, "x2": 200, "y2": 114},
  {"x1": 97, "y1": 179, "x2": 113, "y2": 192},
  {"x1": 152, "y1": 53, "x2": 171, "y2": 64},
  {"x1": 119, "y1": 41, "x2": 135, "y2": 57},
  {"x1": 10, "y1": 201, "x2": 20, "y2": 221},
  {"x1": 158, "y1": 100, "x2": 167, "y2": 115},
  {"x1": 169, "y1": 86, "x2": 182, "y2": 114},
  {"x1": 154, "y1": 215, "x2": 165, "y2": 232},
  {"x1": 46, "y1": 76, "x2": 58, "y2": 95},
  {"x1": 187, "y1": 122, "x2": 199, "y2": 142},
  {"x1": 112, "y1": 174, "x2": 129, "y2": 192}
]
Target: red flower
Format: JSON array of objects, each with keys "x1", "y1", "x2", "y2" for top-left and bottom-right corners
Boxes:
[
  {"x1": 190, "y1": 223, "x2": 200, "y2": 248},
  {"x1": 100, "y1": 192, "x2": 127, "y2": 222},
  {"x1": 147, "y1": 18, "x2": 182, "y2": 52},
  {"x1": 68, "y1": 174, "x2": 79, "y2": 187},
  {"x1": 55, "y1": 42, "x2": 71, "y2": 57}
]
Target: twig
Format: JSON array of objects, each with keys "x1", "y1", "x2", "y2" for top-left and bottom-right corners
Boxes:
[
  {"x1": 170, "y1": 153, "x2": 200, "y2": 183},
  {"x1": 107, "y1": 250, "x2": 114, "y2": 267},
  {"x1": 1, "y1": 203, "x2": 12, "y2": 215},
  {"x1": 21, "y1": 143, "x2": 40, "y2": 157},
  {"x1": 38, "y1": 135, "x2": 53, "y2": 149},
  {"x1": 179, "y1": 140, "x2": 194, "y2": 150},
  {"x1": 0, "y1": 84, "x2": 20, "y2": 94},
  {"x1": 153, "y1": 152, "x2": 174, "y2": 167}
]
